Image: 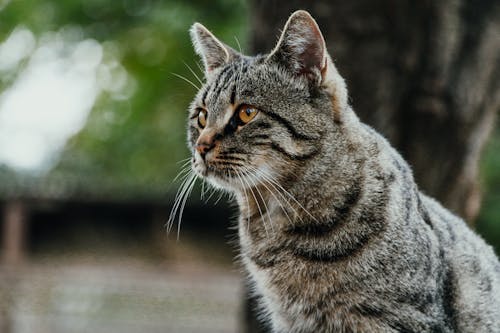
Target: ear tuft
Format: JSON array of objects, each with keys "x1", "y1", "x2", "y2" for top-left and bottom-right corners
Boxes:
[
  {"x1": 190, "y1": 23, "x2": 239, "y2": 77},
  {"x1": 268, "y1": 10, "x2": 327, "y2": 83}
]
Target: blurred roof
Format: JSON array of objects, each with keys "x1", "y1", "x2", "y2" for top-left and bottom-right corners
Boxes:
[{"x1": 0, "y1": 166, "x2": 170, "y2": 203}]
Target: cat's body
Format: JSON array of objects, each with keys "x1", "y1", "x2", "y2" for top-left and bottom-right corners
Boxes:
[
  {"x1": 238, "y1": 118, "x2": 500, "y2": 332},
  {"x1": 185, "y1": 10, "x2": 500, "y2": 333}
]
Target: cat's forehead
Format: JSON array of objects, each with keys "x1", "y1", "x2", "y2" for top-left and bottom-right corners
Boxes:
[
  {"x1": 199, "y1": 59, "x2": 253, "y2": 110},
  {"x1": 197, "y1": 57, "x2": 304, "y2": 115}
]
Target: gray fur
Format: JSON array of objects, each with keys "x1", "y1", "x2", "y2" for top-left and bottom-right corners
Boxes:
[{"x1": 186, "y1": 10, "x2": 500, "y2": 333}]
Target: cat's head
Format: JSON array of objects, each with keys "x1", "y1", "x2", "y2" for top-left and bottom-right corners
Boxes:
[{"x1": 187, "y1": 10, "x2": 349, "y2": 192}]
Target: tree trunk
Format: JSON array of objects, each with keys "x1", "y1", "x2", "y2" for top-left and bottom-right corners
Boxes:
[
  {"x1": 245, "y1": 0, "x2": 499, "y2": 331},
  {"x1": 250, "y1": 0, "x2": 499, "y2": 223}
]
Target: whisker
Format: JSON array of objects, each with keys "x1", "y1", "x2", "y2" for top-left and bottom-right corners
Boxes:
[
  {"x1": 259, "y1": 168, "x2": 316, "y2": 221},
  {"x1": 204, "y1": 185, "x2": 219, "y2": 203},
  {"x1": 171, "y1": 72, "x2": 200, "y2": 90},
  {"x1": 234, "y1": 36, "x2": 243, "y2": 53},
  {"x1": 167, "y1": 179, "x2": 186, "y2": 232},
  {"x1": 167, "y1": 172, "x2": 196, "y2": 233},
  {"x1": 177, "y1": 174, "x2": 197, "y2": 240},
  {"x1": 195, "y1": 60, "x2": 204, "y2": 74},
  {"x1": 240, "y1": 169, "x2": 269, "y2": 237},
  {"x1": 254, "y1": 172, "x2": 294, "y2": 226},
  {"x1": 183, "y1": 61, "x2": 204, "y2": 85},
  {"x1": 236, "y1": 171, "x2": 251, "y2": 232},
  {"x1": 171, "y1": 176, "x2": 195, "y2": 232},
  {"x1": 214, "y1": 190, "x2": 225, "y2": 205},
  {"x1": 244, "y1": 165, "x2": 297, "y2": 226},
  {"x1": 176, "y1": 157, "x2": 192, "y2": 165},
  {"x1": 169, "y1": 172, "x2": 194, "y2": 221},
  {"x1": 247, "y1": 164, "x2": 317, "y2": 222},
  {"x1": 245, "y1": 171, "x2": 274, "y2": 233},
  {"x1": 200, "y1": 179, "x2": 206, "y2": 201},
  {"x1": 172, "y1": 158, "x2": 192, "y2": 181},
  {"x1": 173, "y1": 164, "x2": 193, "y2": 182}
]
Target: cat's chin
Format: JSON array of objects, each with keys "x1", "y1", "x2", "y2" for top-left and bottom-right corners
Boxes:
[
  {"x1": 191, "y1": 157, "x2": 241, "y2": 192},
  {"x1": 199, "y1": 169, "x2": 251, "y2": 194},
  {"x1": 204, "y1": 175, "x2": 238, "y2": 192}
]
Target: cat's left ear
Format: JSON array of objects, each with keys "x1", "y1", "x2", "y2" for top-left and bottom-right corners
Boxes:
[
  {"x1": 190, "y1": 23, "x2": 240, "y2": 78},
  {"x1": 269, "y1": 10, "x2": 348, "y2": 115},
  {"x1": 268, "y1": 10, "x2": 328, "y2": 84},
  {"x1": 269, "y1": 10, "x2": 327, "y2": 83}
]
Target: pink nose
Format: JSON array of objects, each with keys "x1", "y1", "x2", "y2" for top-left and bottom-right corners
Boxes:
[
  {"x1": 195, "y1": 131, "x2": 217, "y2": 157},
  {"x1": 195, "y1": 142, "x2": 214, "y2": 156},
  {"x1": 196, "y1": 130, "x2": 221, "y2": 157}
]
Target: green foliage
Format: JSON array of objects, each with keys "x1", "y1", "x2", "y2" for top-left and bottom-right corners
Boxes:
[
  {"x1": 0, "y1": 0, "x2": 248, "y2": 197},
  {"x1": 477, "y1": 124, "x2": 500, "y2": 254}
]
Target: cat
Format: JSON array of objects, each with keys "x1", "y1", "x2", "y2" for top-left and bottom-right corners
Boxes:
[{"x1": 184, "y1": 10, "x2": 500, "y2": 333}]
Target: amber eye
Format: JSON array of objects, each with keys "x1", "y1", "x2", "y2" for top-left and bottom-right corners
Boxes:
[
  {"x1": 197, "y1": 109, "x2": 207, "y2": 128},
  {"x1": 238, "y1": 105, "x2": 259, "y2": 124}
]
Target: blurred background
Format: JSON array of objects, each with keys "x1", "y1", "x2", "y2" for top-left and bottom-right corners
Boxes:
[{"x1": 0, "y1": 1, "x2": 498, "y2": 332}]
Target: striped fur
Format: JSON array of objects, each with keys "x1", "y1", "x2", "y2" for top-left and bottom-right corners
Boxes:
[{"x1": 188, "y1": 10, "x2": 500, "y2": 333}]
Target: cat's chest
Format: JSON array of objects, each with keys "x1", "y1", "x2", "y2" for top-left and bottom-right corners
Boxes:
[
  {"x1": 240, "y1": 219, "x2": 348, "y2": 322},
  {"x1": 242, "y1": 255, "x2": 393, "y2": 333},
  {"x1": 238, "y1": 213, "x2": 398, "y2": 332}
]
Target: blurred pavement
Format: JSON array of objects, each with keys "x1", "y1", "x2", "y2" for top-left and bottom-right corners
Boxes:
[{"x1": 0, "y1": 261, "x2": 242, "y2": 333}]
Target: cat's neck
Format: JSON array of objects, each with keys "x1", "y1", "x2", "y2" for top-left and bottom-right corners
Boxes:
[
  {"x1": 234, "y1": 123, "x2": 403, "y2": 249},
  {"x1": 233, "y1": 158, "x2": 363, "y2": 236}
]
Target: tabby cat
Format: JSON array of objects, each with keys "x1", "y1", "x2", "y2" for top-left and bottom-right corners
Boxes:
[{"x1": 184, "y1": 10, "x2": 500, "y2": 333}]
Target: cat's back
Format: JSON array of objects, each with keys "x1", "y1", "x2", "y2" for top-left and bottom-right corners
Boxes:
[{"x1": 422, "y1": 194, "x2": 500, "y2": 332}]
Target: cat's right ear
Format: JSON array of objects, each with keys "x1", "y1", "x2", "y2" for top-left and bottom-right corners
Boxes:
[{"x1": 190, "y1": 23, "x2": 239, "y2": 78}]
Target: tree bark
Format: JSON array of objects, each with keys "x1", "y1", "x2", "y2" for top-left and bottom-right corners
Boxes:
[
  {"x1": 250, "y1": 0, "x2": 499, "y2": 223},
  {"x1": 245, "y1": 0, "x2": 499, "y2": 331}
]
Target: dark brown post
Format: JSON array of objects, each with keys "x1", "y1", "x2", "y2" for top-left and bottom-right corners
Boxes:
[{"x1": 2, "y1": 200, "x2": 28, "y2": 265}]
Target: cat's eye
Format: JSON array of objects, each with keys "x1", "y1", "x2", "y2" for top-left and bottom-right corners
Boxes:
[
  {"x1": 197, "y1": 109, "x2": 207, "y2": 128},
  {"x1": 238, "y1": 105, "x2": 259, "y2": 124}
]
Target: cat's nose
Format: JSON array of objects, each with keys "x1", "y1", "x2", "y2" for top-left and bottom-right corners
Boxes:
[
  {"x1": 195, "y1": 141, "x2": 215, "y2": 157},
  {"x1": 195, "y1": 131, "x2": 220, "y2": 158}
]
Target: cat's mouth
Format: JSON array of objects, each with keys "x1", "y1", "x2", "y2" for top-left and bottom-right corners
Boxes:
[
  {"x1": 191, "y1": 152, "x2": 253, "y2": 190},
  {"x1": 194, "y1": 159, "x2": 240, "y2": 179}
]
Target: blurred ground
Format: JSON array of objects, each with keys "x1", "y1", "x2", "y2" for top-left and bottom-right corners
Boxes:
[
  {"x1": 0, "y1": 258, "x2": 241, "y2": 333},
  {"x1": 0, "y1": 200, "x2": 243, "y2": 333}
]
